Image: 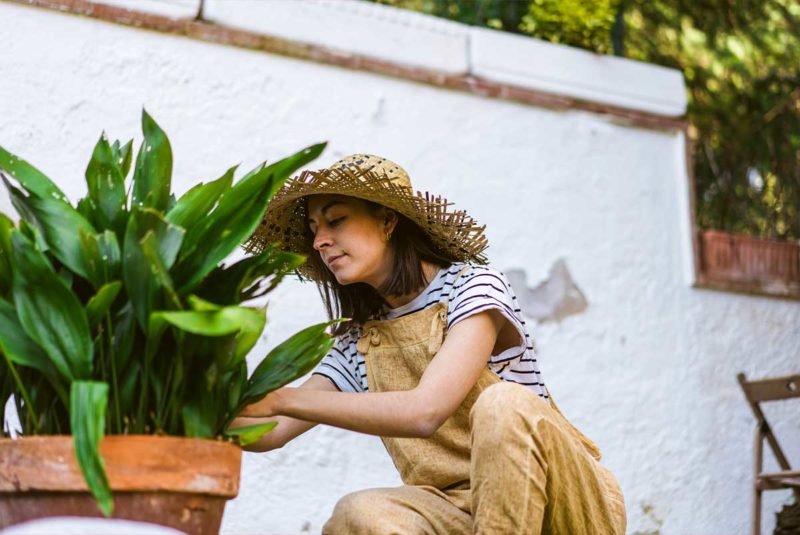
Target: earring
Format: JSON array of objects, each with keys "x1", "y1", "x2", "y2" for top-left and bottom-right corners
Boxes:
[{"x1": 386, "y1": 231, "x2": 392, "y2": 242}]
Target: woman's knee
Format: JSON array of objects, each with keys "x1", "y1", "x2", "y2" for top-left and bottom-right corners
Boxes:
[
  {"x1": 471, "y1": 381, "x2": 549, "y2": 423},
  {"x1": 322, "y1": 488, "x2": 397, "y2": 535}
]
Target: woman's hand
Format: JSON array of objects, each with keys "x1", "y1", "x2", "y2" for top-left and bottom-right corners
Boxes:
[{"x1": 239, "y1": 388, "x2": 286, "y2": 418}]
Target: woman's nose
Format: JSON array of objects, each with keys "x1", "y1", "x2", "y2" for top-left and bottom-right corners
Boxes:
[{"x1": 313, "y1": 228, "x2": 332, "y2": 250}]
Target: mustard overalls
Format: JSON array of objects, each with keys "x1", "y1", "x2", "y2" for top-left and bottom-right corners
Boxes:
[{"x1": 323, "y1": 266, "x2": 626, "y2": 534}]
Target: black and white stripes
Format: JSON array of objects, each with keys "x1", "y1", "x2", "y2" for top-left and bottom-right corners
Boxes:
[{"x1": 312, "y1": 262, "x2": 548, "y2": 400}]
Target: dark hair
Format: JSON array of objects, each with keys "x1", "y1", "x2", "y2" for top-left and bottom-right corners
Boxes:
[{"x1": 302, "y1": 197, "x2": 453, "y2": 336}]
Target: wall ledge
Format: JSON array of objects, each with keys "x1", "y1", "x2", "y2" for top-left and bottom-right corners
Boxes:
[{"x1": 6, "y1": 0, "x2": 688, "y2": 131}]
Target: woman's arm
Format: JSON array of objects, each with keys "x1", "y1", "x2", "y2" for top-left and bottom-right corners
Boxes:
[
  {"x1": 240, "y1": 310, "x2": 505, "y2": 438},
  {"x1": 229, "y1": 374, "x2": 338, "y2": 452}
]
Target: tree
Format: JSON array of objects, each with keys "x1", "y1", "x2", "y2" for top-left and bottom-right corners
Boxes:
[{"x1": 371, "y1": 0, "x2": 800, "y2": 239}]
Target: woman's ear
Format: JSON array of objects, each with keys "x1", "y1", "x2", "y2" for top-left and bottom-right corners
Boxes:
[{"x1": 383, "y1": 208, "x2": 399, "y2": 234}]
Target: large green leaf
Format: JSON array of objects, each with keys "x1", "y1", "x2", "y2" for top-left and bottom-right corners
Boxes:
[
  {"x1": 0, "y1": 300, "x2": 67, "y2": 403},
  {"x1": 175, "y1": 143, "x2": 325, "y2": 293},
  {"x1": 0, "y1": 145, "x2": 69, "y2": 202},
  {"x1": 85, "y1": 134, "x2": 127, "y2": 236},
  {"x1": 10, "y1": 231, "x2": 92, "y2": 381},
  {"x1": 132, "y1": 110, "x2": 172, "y2": 213},
  {"x1": 70, "y1": 381, "x2": 113, "y2": 517},
  {"x1": 166, "y1": 165, "x2": 235, "y2": 229},
  {"x1": 6, "y1": 177, "x2": 96, "y2": 280},
  {"x1": 224, "y1": 421, "x2": 277, "y2": 447},
  {"x1": 156, "y1": 303, "x2": 264, "y2": 337},
  {"x1": 86, "y1": 281, "x2": 122, "y2": 330},
  {"x1": 239, "y1": 320, "x2": 341, "y2": 409}
]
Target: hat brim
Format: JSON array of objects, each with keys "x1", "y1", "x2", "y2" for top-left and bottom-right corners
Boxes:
[{"x1": 244, "y1": 165, "x2": 489, "y2": 281}]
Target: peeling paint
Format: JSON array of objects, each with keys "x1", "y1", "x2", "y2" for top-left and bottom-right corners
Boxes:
[{"x1": 505, "y1": 258, "x2": 588, "y2": 323}]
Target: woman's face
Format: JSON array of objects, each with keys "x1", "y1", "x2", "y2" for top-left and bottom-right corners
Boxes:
[{"x1": 306, "y1": 194, "x2": 397, "y2": 289}]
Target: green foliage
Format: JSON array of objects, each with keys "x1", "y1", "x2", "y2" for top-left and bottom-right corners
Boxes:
[
  {"x1": 519, "y1": 0, "x2": 619, "y2": 54},
  {"x1": 622, "y1": 0, "x2": 800, "y2": 239},
  {"x1": 369, "y1": 0, "x2": 800, "y2": 239},
  {"x1": 0, "y1": 110, "x2": 336, "y2": 515}
]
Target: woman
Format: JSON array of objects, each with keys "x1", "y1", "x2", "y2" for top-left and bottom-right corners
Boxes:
[{"x1": 235, "y1": 154, "x2": 626, "y2": 534}]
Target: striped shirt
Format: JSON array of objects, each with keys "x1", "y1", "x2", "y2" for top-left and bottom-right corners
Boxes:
[{"x1": 312, "y1": 262, "x2": 548, "y2": 400}]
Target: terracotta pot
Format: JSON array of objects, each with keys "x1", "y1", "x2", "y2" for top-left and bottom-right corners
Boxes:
[
  {"x1": 698, "y1": 229, "x2": 800, "y2": 298},
  {"x1": 0, "y1": 435, "x2": 242, "y2": 535}
]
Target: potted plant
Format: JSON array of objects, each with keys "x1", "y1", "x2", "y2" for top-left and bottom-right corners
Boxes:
[
  {"x1": 697, "y1": 228, "x2": 800, "y2": 299},
  {"x1": 0, "y1": 111, "x2": 337, "y2": 534}
]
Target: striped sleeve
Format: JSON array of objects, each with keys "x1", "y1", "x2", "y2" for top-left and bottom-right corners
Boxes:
[
  {"x1": 447, "y1": 266, "x2": 531, "y2": 364},
  {"x1": 311, "y1": 331, "x2": 364, "y2": 393}
]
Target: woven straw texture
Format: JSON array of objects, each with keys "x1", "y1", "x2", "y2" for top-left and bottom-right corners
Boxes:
[{"x1": 245, "y1": 155, "x2": 489, "y2": 281}]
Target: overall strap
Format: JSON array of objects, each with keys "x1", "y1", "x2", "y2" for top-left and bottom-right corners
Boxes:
[{"x1": 426, "y1": 264, "x2": 473, "y2": 354}]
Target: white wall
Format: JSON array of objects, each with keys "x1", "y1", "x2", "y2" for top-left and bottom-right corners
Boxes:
[{"x1": 0, "y1": 1, "x2": 797, "y2": 534}]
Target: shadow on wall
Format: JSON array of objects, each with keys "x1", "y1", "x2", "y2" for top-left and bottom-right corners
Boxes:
[{"x1": 506, "y1": 258, "x2": 588, "y2": 323}]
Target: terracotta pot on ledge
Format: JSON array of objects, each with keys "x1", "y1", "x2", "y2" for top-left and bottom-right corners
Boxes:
[
  {"x1": 0, "y1": 435, "x2": 242, "y2": 535},
  {"x1": 698, "y1": 229, "x2": 800, "y2": 299}
]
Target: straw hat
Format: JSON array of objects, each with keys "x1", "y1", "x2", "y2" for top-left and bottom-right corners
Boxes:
[{"x1": 245, "y1": 154, "x2": 489, "y2": 281}]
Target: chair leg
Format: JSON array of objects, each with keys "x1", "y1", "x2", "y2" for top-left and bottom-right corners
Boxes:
[{"x1": 753, "y1": 425, "x2": 763, "y2": 535}]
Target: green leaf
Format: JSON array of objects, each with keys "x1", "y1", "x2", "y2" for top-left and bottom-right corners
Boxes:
[
  {"x1": 166, "y1": 166, "x2": 235, "y2": 229},
  {"x1": 70, "y1": 381, "x2": 113, "y2": 517},
  {"x1": 156, "y1": 304, "x2": 264, "y2": 337},
  {"x1": 196, "y1": 246, "x2": 305, "y2": 305},
  {"x1": 86, "y1": 281, "x2": 122, "y2": 330},
  {"x1": 118, "y1": 360, "x2": 140, "y2": 419},
  {"x1": 0, "y1": 214, "x2": 14, "y2": 298},
  {"x1": 5, "y1": 176, "x2": 96, "y2": 280},
  {"x1": 79, "y1": 229, "x2": 121, "y2": 289},
  {"x1": 175, "y1": 143, "x2": 325, "y2": 293},
  {"x1": 226, "y1": 363, "x2": 248, "y2": 415},
  {"x1": 181, "y1": 368, "x2": 216, "y2": 438},
  {"x1": 122, "y1": 207, "x2": 185, "y2": 330},
  {"x1": 85, "y1": 134, "x2": 127, "y2": 236},
  {"x1": 232, "y1": 305, "x2": 266, "y2": 363},
  {"x1": 186, "y1": 294, "x2": 220, "y2": 311},
  {"x1": 0, "y1": 145, "x2": 69, "y2": 202},
  {"x1": 0, "y1": 300, "x2": 66, "y2": 399},
  {"x1": 133, "y1": 206, "x2": 185, "y2": 268},
  {"x1": 76, "y1": 197, "x2": 96, "y2": 227},
  {"x1": 111, "y1": 303, "x2": 137, "y2": 380},
  {"x1": 10, "y1": 231, "x2": 93, "y2": 381},
  {"x1": 111, "y1": 139, "x2": 134, "y2": 179},
  {"x1": 240, "y1": 320, "x2": 342, "y2": 407},
  {"x1": 240, "y1": 251, "x2": 307, "y2": 301},
  {"x1": 224, "y1": 421, "x2": 277, "y2": 447},
  {"x1": 132, "y1": 110, "x2": 172, "y2": 213}
]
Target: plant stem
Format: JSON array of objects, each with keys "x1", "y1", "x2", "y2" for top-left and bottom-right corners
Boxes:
[
  {"x1": 156, "y1": 356, "x2": 175, "y2": 430},
  {"x1": 107, "y1": 315, "x2": 122, "y2": 433},
  {"x1": 98, "y1": 329, "x2": 107, "y2": 384}
]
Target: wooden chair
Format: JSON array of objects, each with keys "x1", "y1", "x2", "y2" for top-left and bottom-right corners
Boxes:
[{"x1": 737, "y1": 372, "x2": 800, "y2": 535}]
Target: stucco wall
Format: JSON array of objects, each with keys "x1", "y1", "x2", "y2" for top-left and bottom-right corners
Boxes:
[{"x1": 1, "y1": 1, "x2": 798, "y2": 534}]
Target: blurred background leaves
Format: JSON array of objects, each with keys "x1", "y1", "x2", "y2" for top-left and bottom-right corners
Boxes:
[{"x1": 371, "y1": 0, "x2": 800, "y2": 240}]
